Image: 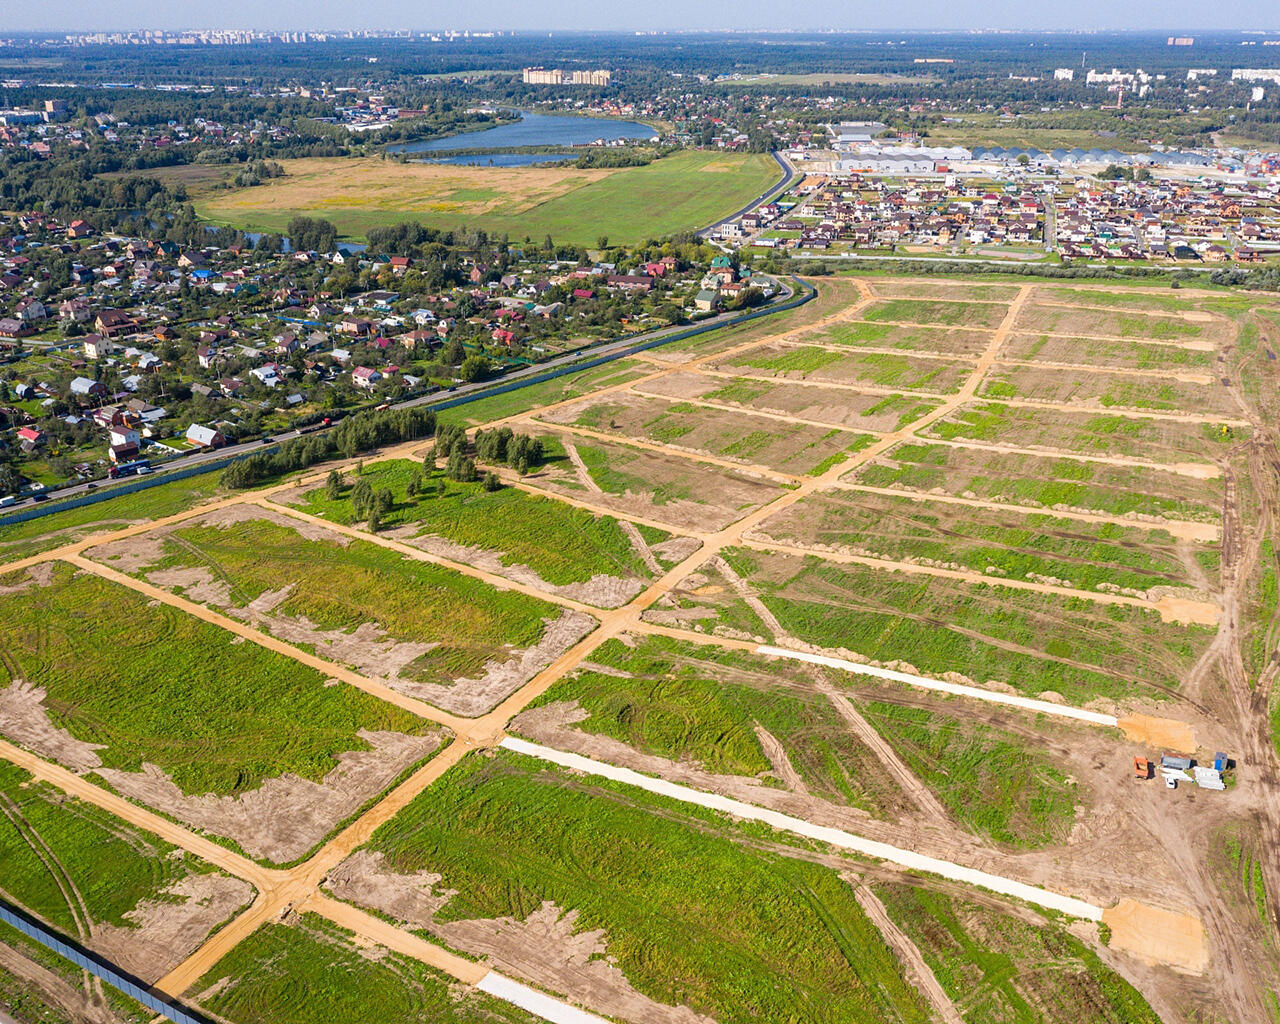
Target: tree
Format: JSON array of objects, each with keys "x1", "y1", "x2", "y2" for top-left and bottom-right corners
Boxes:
[
  {"x1": 376, "y1": 487, "x2": 394, "y2": 513},
  {"x1": 367, "y1": 509, "x2": 381, "y2": 533},
  {"x1": 483, "y1": 471, "x2": 502, "y2": 492},
  {"x1": 459, "y1": 354, "x2": 490, "y2": 384},
  {"x1": 351, "y1": 477, "x2": 374, "y2": 518},
  {"x1": 325, "y1": 469, "x2": 343, "y2": 500}
]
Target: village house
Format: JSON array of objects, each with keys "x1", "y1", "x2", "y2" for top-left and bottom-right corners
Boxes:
[
  {"x1": 83, "y1": 334, "x2": 113, "y2": 360},
  {"x1": 185, "y1": 423, "x2": 226, "y2": 448}
]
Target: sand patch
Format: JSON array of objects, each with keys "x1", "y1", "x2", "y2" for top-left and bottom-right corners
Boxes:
[
  {"x1": 325, "y1": 851, "x2": 714, "y2": 1024},
  {"x1": 0, "y1": 562, "x2": 55, "y2": 593},
  {"x1": 1102, "y1": 898, "x2": 1207, "y2": 975},
  {"x1": 94, "y1": 729, "x2": 443, "y2": 864},
  {"x1": 1118, "y1": 714, "x2": 1197, "y2": 753},
  {"x1": 0, "y1": 680, "x2": 106, "y2": 772},
  {"x1": 92, "y1": 872, "x2": 254, "y2": 983}
]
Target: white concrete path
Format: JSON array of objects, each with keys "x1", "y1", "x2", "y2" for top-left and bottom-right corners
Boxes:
[
  {"x1": 756, "y1": 645, "x2": 1119, "y2": 729},
  {"x1": 500, "y1": 736, "x2": 1104, "y2": 921},
  {"x1": 478, "y1": 973, "x2": 612, "y2": 1024}
]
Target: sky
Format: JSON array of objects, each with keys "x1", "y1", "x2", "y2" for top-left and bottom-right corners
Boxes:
[{"x1": 7, "y1": 0, "x2": 1278, "y2": 33}]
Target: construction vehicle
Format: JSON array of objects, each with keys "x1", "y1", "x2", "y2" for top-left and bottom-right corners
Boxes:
[{"x1": 1134, "y1": 756, "x2": 1152, "y2": 780}]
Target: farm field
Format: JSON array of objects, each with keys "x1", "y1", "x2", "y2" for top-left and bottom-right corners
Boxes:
[
  {"x1": 285, "y1": 460, "x2": 692, "y2": 607},
  {"x1": 755, "y1": 488, "x2": 1216, "y2": 594},
  {"x1": 85, "y1": 505, "x2": 591, "y2": 716},
  {"x1": 195, "y1": 151, "x2": 780, "y2": 245},
  {"x1": 533, "y1": 390, "x2": 875, "y2": 475},
  {"x1": 0, "y1": 560, "x2": 446, "y2": 863},
  {"x1": 329, "y1": 748, "x2": 933, "y2": 1024},
  {"x1": 650, "y1": 546, "x2": 1214, "y2": 704},
  {"x1": 712, "y1": 341, "x2": 974, "y2": 392}
]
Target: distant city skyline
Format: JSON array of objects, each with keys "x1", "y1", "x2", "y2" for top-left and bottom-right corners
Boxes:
[{"x1": 6, "y1": 0, "x2": 1280, "y2": 34}]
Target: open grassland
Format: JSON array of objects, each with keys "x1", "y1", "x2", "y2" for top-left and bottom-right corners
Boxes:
[
  {"x1": 536, "y1": 391, "x2": 874, "y2": 475},
  {"x1": 1000, "y1": 333, "x2": 1216, "y2": 370},
  {"x1": 860, "y1": 702, "x2": 1077, "y2": 848},
  {"x1": 0, "y1": 562, "x2": 437, "y2": 796},
  {"x1": 927, "y1": 402, "x2": 1240, "y2": 462},
  {"x1": 353, "y1": 749, "x2": 932, "y2": 1024},
  {"x1": 292, "y1": 460, "x2": 671, "y2": 591},
  {"x1": 0, "y1": 471, "x2": 224, "y2": 564},
  {"x1": 190, "y1": 915, "x2": 538, "y2": 1024},
  {"x1": 979, "y1": 365, "x2": 1236, "y2": 416},
  {"x1": 861, "y1": 299, "x2": 1010, "y2": 330},
  {"x1": 852, "y1": 442, "x2": 1222, "y2": 523},
  {"x1": 758, "y1": 489, "x2": 1215, "y2": 593},
  {"x1": 811, "y1": 319, "x2": 994, "y2": 356},
  {"x1": 447, "y1": 359, "x2": 651, "y2": 426},
  {"x1": 658, "y1": 547, "x2": 1212, "y2": 704},
  {"x1": 872, "y1": 882, "x2": 1161, "y2": 1024},
  {"x1": 196, "y1": 151, "x2": 779, "y2": 245},
  {"x1": 715, "y1": 342, "x2": 972, "y2": 393},
  {"x1": 91, "y1": 509, "x2": 570, "y2": 691},
  {"x1": 520, "y1": 633, "x2": 911, "y2": 816},
  {"x1": 525, "y1": 431, "x2": 787, "y2": 530},
  {"x1": 642, "y1": 371, "x2": 942, "y2": 432}
]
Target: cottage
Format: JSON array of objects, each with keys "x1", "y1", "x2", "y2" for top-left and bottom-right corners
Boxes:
[
  {"x1": 694, "y1": 289, "x2": 721, "y2": 313},
  {"x1": 94, "y1": 309, "x2": 135, "y2": 337},
  {"x1": 185, "y1": 423, "x2": 226, "y2": 449},
  {"x1": 83, "y1": 334, "x2": 113, "y2": 360},
  {"x1": 69, "y1": 376, "x2": 106, "y2": 399},
  {"x1": 352, "y1": 366, "x2": 382, "y2": 389}
]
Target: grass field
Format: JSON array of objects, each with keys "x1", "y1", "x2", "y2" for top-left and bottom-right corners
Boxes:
[
  {"x1": 355, "y1": 749, "x2": 931, "y2": 1024},
  {"x1": 0, "y1": 562, "x2": 436, "y2": 796},
  {"x1": 862, "y1": 299, "x2": 1009, "y2": 329},
  {"x1": 293, "y1": 460, "x2": 672, "y2": 590},
  {"x1": 759, "y1": 489, "x2": 1213, "y2": 593},
  {"x1": 872, "y1": 882, "x2": 1162, "y2": 1024},
  {"x1": 0, "y1": 471, "x2": 224, "y2": 564},
  {"x1": 94, "y1": 511, "x2": 572, "y2": 690},
  {"x1": 191, "y1": 914, "x2": 538, "y2": 1024},
  {"x1": 446, "y1": 359, "x2": 652, "y2": 426},
  {"x1": 978, "y1": 365, "x2": 1236, "y2": 416},
  {"x1": 720, "y1": 343, "x2": 973, "y2": 393},
  {"x1": 812, "y1": 320, "x2": 994, "y2": 357},
  {"x1": 1000, "y1": 333, "x2": 1216, "y2": 370},
  {"x1": 196, "y1": 151, "x2": 780, "y2": 245}
]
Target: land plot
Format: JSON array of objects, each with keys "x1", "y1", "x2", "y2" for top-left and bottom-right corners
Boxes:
[
  {"x1": 0, "y1": 471, "x2": 224, "y2": 564},
  {"x1": 86, "y1": 505, "x2": 592, "y2": 718},
  {"x1": 518, "y1": 431, "x2": 787, "y2": 531},
  {"x1": 871, "y1": 881, "x2": 1162, "y2": 1024},
  {"x1": 534, "y1": 391, "x2": 873, "y2": 475},
  {"x1": 1000, "y1": 332, "x2": 1216, "y2": 370},
  {"x1": 1037, "y1": 286, "x2": 1204, "y2": 314},
  {"x1": 850, "y1": 442, "x2": 1222, "y2": 523},
  {"x1": 641, "y1": 370, "x2": 942, "y2": 432},
  {"x1": 189, "y1": 914, "x2": 538, "y2": 1024},
  {"x1": 866, "y1": 280, "x2": 1023, "y2": 302},
  {"x1": 512, "y1": 632, "x2": 1079, "y2": 847},
  {"x1": 446, "y1": 358, "x2": 652, "y2": 427},
  {"x1": 0, "y1": 761, "x2": 252, "y2": 983},
  {"x1": 810, "y1": 320, "x2": 994, "y2": 357},
  {"x1": 0, "y1": 561, "x2": 442, "y2": 864},
  {"x1": 714, "y1": 341, "x2": 973, "y2": 392},
  {"x1": 1014, "y1": 305, "x2": 1229, "y2": 345},
  {"x1": 327, "y1": 749, "x2": 932, "y2": 1024},
  {"x1": 285, "y1": 461, "x2": 693, "y2": 608},
  {"x1": 978, "y1": 364, "x2": 1238, "y2": 415},
  {"x1": 651, "y1": 546, "x2": 1214, "y2": 704},
  {"x1": 755, "y1": 488, "x2": 1216, "y2": 594},
  {"x1": 861, "y1": 299, "x2": 1010, "y2": 330},
  {"x1": 927, "y1": 402, "x2": 1239, "y2": 462}
]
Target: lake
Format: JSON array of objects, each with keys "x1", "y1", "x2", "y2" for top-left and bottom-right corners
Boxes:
[{"x1": 387, "y1": 110, "x2": 658, "y2": 164}]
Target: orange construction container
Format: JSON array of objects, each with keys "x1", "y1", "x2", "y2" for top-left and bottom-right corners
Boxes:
[{"x1": 1134, "y1": 757, "x2": 1152, "y2": 780}]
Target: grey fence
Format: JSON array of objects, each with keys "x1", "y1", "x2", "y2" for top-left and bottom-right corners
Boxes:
[
  {"x1": 0, "y1": 897, "x2": 210, "y2": 1024},
  {"x1": 1, "y1": 277, "x2": 815, "y2": 530}
]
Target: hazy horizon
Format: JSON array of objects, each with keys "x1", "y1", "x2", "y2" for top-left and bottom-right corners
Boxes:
[{"x1": 7, "y1": 0, "x2": 1279, "y2": 35}]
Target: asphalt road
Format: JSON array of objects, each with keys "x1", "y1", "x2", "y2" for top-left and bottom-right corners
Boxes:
[
  {"x1": 698, "y1": 151, "x2": 796, "y2": 239},
  {"x1": 3, "y1": 282, "x2": 795, "y2": 514}
]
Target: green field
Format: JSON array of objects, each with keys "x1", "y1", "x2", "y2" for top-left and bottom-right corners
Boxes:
[
  {"x1": 92, "y1": 512, "x2": 576, "y2": 689},
  {"x1": 0, "y1": 562, "x2": 437, "y2": 796},
  {"x1": 862, "y1": 299, "x2": 1008, "y2": 329},
  {"x1": 191, "y1": 915, "x2": 538, "y2": 1024},
  {"x1": 356, "y1": 749, "x2": 931, "y2": 1024},
  {"x1": 723, "y1": 344, "x2": 972, "y2": 392},
  {"x1": 872, "y1": 882, "x2": 1161, "y2": 1024},
  {"x1": 448, "y1": 359, "x2": 652, "y2": 426},
  {"x1": 196, "y1": 151, "x2": 780, "y2": 245},
  {"x1": 0, "y1": 471, "x2": 224, "y2": 564},
  {"x1": 294, "y1": 460, "x2": 674, "y2": 594}
]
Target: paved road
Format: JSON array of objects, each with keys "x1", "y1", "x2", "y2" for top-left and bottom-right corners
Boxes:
[{"x1": 698, "y1": 150, "x2": 796, "y2": 240}]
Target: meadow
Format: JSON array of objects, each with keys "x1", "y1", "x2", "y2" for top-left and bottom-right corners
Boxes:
[
  {"x1": 196, "y1": 151, "x2": 780, "y2": 246},
  {"x1": 0, "y1": 562, "x2": 437, "y2": 795},
  {"x1": 446, "y1": 359, "x2": 651, "y2": 426},
  {"x1": 360, "y1": 749, "x2": 932, "y2": 1024},
  {"x1": 191, "y1": 915, "x2": 538, "y2": 1024}
]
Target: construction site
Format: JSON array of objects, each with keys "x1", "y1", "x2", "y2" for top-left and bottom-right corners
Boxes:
[{"x1": 1, "y1": 270, "x2": 1278, "y2": 1024}]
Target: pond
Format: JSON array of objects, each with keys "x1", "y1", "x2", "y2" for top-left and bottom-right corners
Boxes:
[{"x1": 387, "y1": 110, "x2": 658, "y2": 161}]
